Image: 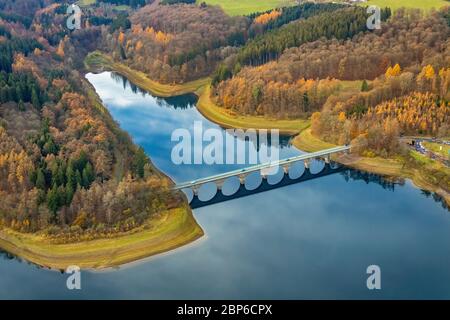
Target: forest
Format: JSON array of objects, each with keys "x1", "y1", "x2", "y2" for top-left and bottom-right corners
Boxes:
[
  {"x1": 0, "y1": 0, "x2": 449, "y2": 239},
  {"x1": 212, "y1": 8, "x2": 449, "y2": 157},
  {"x1": 212, "y1": 9, "x2": 449, "y2": 117},
  {"x1": 101, "y1": 2, "x2": 350, "y2": 84},
  {"x1": 0, "y1": 1, "x2": 183, "y2": 237},
  {"x1": 211, "y1": 6, "x2": 392, "y2": 85},
  {"x1": 101, "y1": 3, "x2": 249, "y2": 83}
]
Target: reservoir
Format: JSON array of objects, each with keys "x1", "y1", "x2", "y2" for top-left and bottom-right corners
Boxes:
[{"x1": 0, "y1": 71, "x2": 449, "y2": 299}]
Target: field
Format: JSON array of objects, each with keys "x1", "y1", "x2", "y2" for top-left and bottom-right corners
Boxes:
[
  {"x1": 78, "y1": 0, "x2": 449, "y2": 15},
  {"x1": 78, "y1": 0, "x2": 96, "y2": 6},
  {"x1": 197, "y1": 0, "x2": 295, "y2": 16},
  {"x1": 200, "y1": 0, "x2": 449, "y2": 16},
  {"x1": 423, "y1": 142, "x2": 450, "y2": 159},
  {"x1": 360, "y1": 0, "x2": 449, "y2": 11}
]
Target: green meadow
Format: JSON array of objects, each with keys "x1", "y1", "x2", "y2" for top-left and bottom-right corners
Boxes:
[
  {"x1": 361, "y1": 0, "x2": 449, "y2": 11},
  {"x1": 79, "y1": 1, "x2": 449, "y2": 15},
  {"x1": 200, "y1": 0, "x2": 449, "y2": 16},
  {"x1": 197, "y1": 0, "x2": 295, "y2": 16}
]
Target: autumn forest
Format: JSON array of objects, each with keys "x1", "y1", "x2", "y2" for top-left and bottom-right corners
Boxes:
[{"x1": 0, "y1": 0, "x2": 449, "y2": 243}]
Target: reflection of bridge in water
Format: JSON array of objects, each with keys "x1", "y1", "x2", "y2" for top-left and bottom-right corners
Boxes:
[{"x1": 173, "y1": 146, "x2": 351, "y2": 209}]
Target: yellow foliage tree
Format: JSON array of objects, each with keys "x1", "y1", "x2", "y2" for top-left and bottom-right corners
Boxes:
[
  {"x1": 155, "y1": 31, "x2": 171, "y2": 44},
  {"x1": 392, "y1": 63, "x2": 401, "y2": 76},
  {"x1": 386, "y1": 64, "x2": 401, "y2": 78},
  {"x1": 135, "y1": 40, "x2": 143, "y2": 52},
  {"x1": 118, "y1": 31, "x2": 125, "y2": 44},
  {"x1": 424, "y1": 65, "x2": 435, "y2": 79},
  {"x1": 56, "y1": 40, "x2": 64, "y2": 57},
  {"x1": 254, "y1": 10, "x2": 282, "y2": 24}
]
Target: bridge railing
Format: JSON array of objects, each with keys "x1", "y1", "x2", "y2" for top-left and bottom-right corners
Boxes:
[{"x1": 173, "y1": 145, "x2": 350, "y2": 191}]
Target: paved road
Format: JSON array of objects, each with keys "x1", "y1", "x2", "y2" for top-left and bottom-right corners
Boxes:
[
  {"x1": 173, "y1": 145, "x2": 350, "y2": 190},
  {"x1": 401, "y1": 136, "x2": 450, "y2": 166}
]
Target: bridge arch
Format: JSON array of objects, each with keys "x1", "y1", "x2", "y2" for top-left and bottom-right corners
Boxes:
[{"x1": 174, "y1": 146, "x2": 350, "y2": 208}]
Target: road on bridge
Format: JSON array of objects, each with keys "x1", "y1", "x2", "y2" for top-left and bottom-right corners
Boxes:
[{"x1": 173, "y1": 145, "x2": 350, "y2": 191}]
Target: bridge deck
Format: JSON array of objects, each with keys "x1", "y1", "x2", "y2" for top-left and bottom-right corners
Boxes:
[{"x1": 173, "y1": 145, "x2": 350, "y2": 190}]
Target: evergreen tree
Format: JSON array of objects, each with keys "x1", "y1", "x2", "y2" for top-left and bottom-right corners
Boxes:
[
  {"x1": 76, "y1": 170, "x2": 82, "y2": 188},
  {"x1": 133, "y1": 147, "x2": 147, "y2": 178},
  {"x1": 43, "y1": 138, "x2": 58, "y2": 155},
  {"x1": 361, "y1": 80, "x2": 369, "y2": 92},
  {"x1": 31, "y1": 87, "x2": 40, "y2": 109},
  {"x1": 82, "y1": 162, "x2": 94, "y2": 188},
  {"x1": 18, "y1": 99, "x2": 25, "y2": 111},
  {"x1": 66, "y1": 183, "x2": 74, "y2": 206},
  {"x1": 35, "y1": 168, "x2": 46, "y2": 190},
  {"x1": 47, "y1": 184, "x2": 59, "y2": 216},
  {"x1": 66, "y1": 160, "x2": 77, "y2": 191},
  {"x1": 119, "y1": 45, "x2": 127, "y2": 60}
]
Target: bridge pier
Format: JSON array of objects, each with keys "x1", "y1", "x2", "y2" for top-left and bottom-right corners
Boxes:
[
  {"x1": 304, "y1": 159, "x2": 310, "y2": 169},
  {"x1": 175, "y1": 145, "x2": 351, "y2": 208},
  {"x1": 216, "y1": 179, "x2": 226, "y2": 191},
  {"x1": 192, "y1": 186, "x2": 200, "y2": 196}
]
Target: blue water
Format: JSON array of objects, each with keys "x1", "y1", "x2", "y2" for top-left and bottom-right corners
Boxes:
[{"x1": 0, "y1": 71, "x2": 449, "y2": 299}]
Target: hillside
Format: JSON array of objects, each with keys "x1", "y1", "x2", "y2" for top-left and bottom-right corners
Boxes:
[{"x1": 0, "y1": 0, "x2": 203, "y2": 267}]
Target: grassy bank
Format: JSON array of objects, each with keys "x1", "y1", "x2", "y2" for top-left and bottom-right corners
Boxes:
[
  {"x1": 0, "y1": 207, "x2": 203, "y2": 270},
  {"x1": 197, "y1": 86, "x2": 309, "y2": 135},
  {"x1": 0, "y1": 65, "x2": 206, "y2": 270},
  {"x1": 85, "y1": 53, "x2": 309, "y2": 135},
  {"x1": 423, "y1": 142, "x2": 450, "y2": 159},
  {"x1": 293, "y1": 129, "x2": 450, "y2": 206},
  {"x1": 85, "y1": 51, "x2": 210, "y2": 98}
]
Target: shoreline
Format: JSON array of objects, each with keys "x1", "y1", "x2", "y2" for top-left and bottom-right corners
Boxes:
[
  {"x1": 84, "y1": 51, "x2": 210, "y2": 97},
  {"x1": 195, "y1": 86, "x2": 309, "y2": 136},
  {"x1": 0, "y1": 56, "x2": 208, "y2": 269},
  {"x1": 84, "y1": 55, "x2": 449, "y2": 205},
  {"x1": 0, "y1": 206, "x2": 204, "y2": 270},
  {"x1": 0, "y1": 52, "x2": 450, "y2": 270},
  {"x1": 85, "y1": 52, "x2": 309, "y2": 135},
  {"x1": 5, "y1": 57, "x2": 446, "y2": 270},
  {"x1": 293, "y1": 129, "x2": 450, "y2": 207}
]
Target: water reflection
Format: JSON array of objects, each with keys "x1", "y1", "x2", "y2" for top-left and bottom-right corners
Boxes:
[
  {"x1": 341, "y1": 170, "x2": 449, "y2": 210},
  {"x1": 109, "y1": 72, "x2": 292, "y2": 146},
  {"x1": 0, "y1": 71, "x2": 449, "y2": 299}
]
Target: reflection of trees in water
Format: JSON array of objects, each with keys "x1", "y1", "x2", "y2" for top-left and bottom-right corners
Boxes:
[
  {"x1": 340, "y1": 169, "x2": 400, "y2": 192},
  {"x1": 232, "y1": 132, "x2": 291, "y2": 152},
  {"x1": 110, "y1": 72, "x2": 293, "y2": 149},
  {"x1": 111, "y1": 72, "x2": 128, "y2": 91},
  {"x1": 110, "y1": 72, "x2": 198, "y2": 109},
  {"x1": 420, "y1": 189, "x2": 449, "y2": 211},
  {"x1": 155, "y1": 95, "x2": 197, "y2": 110},
  {"x1": 0, "y1": 250, "x2": 25, "y2": 266},
  {"x1": 0, "y1": 250, "x2": 19, "y2": 261},
  {"x1": 340, "y1": 169, "x2": 449, "y2": 211},
  {"x1": 0, "y1": 250, "x2": 48, "y2": 269},
  {"x1": 108, "y1": 71, "x2": 447, "y2": 209}
]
